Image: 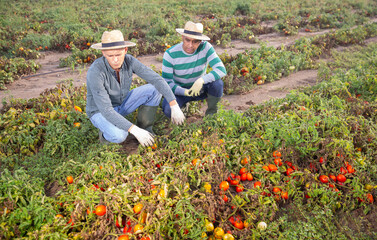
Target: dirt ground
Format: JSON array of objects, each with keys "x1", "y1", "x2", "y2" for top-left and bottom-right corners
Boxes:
[{"x1": 0, "y1": 27, "x2": 336, "y2": 111}]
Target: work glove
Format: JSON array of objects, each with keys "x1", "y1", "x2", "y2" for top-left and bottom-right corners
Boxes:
[
  {"x1": 184, "y1": 89, "x2": 193, "y2": 96},
  {"x1": 129, "y1": 125, "x2": 154, "y2": 147},
  {"x1": 189, "y1": 77, "x2": 204, "y2": 96},
  {"x1": 170, "y1": 104, "x2": 185, "y2": 125}
]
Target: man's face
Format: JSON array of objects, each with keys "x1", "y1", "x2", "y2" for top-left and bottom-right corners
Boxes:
[
  {"x1": 102, "y1": 48, "x2": 128, "y2": 69},
  {"x1": 182, "y1": 36, "x2": 201, "y2": 54}
]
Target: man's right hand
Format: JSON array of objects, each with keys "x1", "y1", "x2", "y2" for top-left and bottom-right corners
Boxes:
[{"x1": 129, "y1": 125, "x2": 154, "y2": 147}]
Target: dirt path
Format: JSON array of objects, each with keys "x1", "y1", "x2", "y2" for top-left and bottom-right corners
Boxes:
[{"x1": 1, "y1": 18, "x2": 376, "y2": 111}]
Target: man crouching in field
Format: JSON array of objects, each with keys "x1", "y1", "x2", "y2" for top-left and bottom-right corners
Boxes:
[{"x1": 86, "y1": 30, "x2": 185, "y2": 146}]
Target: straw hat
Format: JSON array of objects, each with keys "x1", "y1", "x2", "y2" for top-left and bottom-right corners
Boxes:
[
  {"x1": 176, "y1": 21, "x2": 210, "y2": 41},
  {"x1": 91, "y1": 30, "x2": 136, "y2": 50}
]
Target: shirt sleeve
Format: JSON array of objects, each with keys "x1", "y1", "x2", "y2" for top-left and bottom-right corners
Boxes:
[
  {"x1": 202, "y1": 43, "x2": 227, "y2": 84},
  {"x1": 86, "y1": 69, "x2": 134, "y2": 131},
  {"x1": 162, "y1": 51, "x2": 186, "y2": 96},
  {"x1": 129, "y1": 55, "x2": 176, "y2": 102}
]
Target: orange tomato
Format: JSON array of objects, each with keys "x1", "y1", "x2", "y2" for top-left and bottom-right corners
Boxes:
[
  {"x1": 273, "y1": 150, "x2": 281, "y2": 158},
  {"x1": 118, "y1": 235, "x2": 129, "y2": 240},
  {"x1": 134, "y1": 224, "x2": 144, "y2": 233},
  {"x1": 219, "y1": 181, "x2": 229, "y2": 191},
  {"x1": 214, "y1": 227, "x2": 225, "y2": 239},
  {"x1": 246, "y1": 172, "x2": 253, "y2": 181},
  {"x1": 241, "y1": 157, "x2": 249, "y2": 165},
  {"x1": 268, "y1": 164, "x2": 277, "y2": 172},
  {"x1": 140, "y1": 237, "x2": 151, "y2": 240},
  {"x1": 272, "y1": 187, "x2": 281, "y2": 194},
  {"x1": 66, "y1": 176, "x2": 73, "y2": 184},
  {"x1": 262, "y1": 165, "x2": 270, "y2": 171},
  {"x1": 55, "y1": 214, "x2": 63, "y2": 218},
  {"x1": 95, "y1": 205, "x2": 106, "y2": 216},
  {"x1": 133, "y1": 203, "x2": 143, "y2": 214}
]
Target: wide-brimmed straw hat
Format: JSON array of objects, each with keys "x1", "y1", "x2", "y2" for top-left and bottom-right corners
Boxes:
[
  {"x1": 176, "y1": 21, "x2": 210, "y2": 41},
  {"x1": 91, "y1": 30, "x2": 136, "y2": 50}
]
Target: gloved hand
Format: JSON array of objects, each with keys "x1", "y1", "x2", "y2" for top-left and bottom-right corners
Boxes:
[
  {"x1": 184, "y1": 89, "x2": 193, "y2": 96},
  {"x1": 189, "y1": 77, "x2": 204, "y2": 96},
  {"x1": 170, "y1": 104, "x2": 185, "y2": 125},
  {"x1": 129, "y1": 125, "x2": 154, "y2": 147}
]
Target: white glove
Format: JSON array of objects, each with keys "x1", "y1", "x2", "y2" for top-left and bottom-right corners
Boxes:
[
  {"x1": 184, "y1": 89, "x2": 193, "y2": 96},
  {"x1": 189, "y1": 78, "x2": 204, "y2": 96},
  {"x1": 129, "y1": 125, "x2": 154, "y2": 147},
  {"x1": 170, "y1": 104, "x2": 185, "y2": 125}
]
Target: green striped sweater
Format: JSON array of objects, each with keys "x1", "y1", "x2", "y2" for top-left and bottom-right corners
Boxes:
[{"x1": 162, "y1": 41, "x2": 227, "y2": 96}]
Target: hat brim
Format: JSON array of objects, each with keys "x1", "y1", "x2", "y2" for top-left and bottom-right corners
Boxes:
[
  {"x1": 91, "y1": 41, "x2": 136, "y2": 50},
  {"x1": 176, "y1": 29, "x2": 210, "y2": 41}
]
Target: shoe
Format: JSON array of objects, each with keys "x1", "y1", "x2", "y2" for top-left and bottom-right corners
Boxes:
[
  {"x1": 205, "y1": 94, "x2": 221, "y2": 115},
  {"x1": 99, "y1": 130, "x2": 110, "y2": 145},
  {"x1": 136, "y1": 105, "x2": 158, "y2": 134}
]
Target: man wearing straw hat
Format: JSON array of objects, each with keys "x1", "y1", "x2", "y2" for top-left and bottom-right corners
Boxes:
[
  {"x1": 161, "y1": 21, "x2": 227, "y2": 117},
  {"x1": 86, "y1": 30, "x2": 185, "y2": 146}
]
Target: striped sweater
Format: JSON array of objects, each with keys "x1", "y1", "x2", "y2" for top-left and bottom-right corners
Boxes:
[{"x1": 162, "y1": 41, "x2": 227, "y2": 96}]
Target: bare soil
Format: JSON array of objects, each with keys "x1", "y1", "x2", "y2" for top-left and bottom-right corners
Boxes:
[{"x1": 0, "y1": 29, "x2": 330, "y2": 110}]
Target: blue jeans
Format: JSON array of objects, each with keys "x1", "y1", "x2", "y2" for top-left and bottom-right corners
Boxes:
[
  {"x1": 162, "y1": 79, "x2": 223, "y2": 117},
  {"x1": 90, "y1": 84, "x2": 161, "y2": 143}
]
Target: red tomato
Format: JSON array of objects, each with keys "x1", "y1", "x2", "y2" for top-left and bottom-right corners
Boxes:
[
  {"x1": 240, "y1": 173, "x2": 247, "y2": 181},
  {"x1": 319, "y1": 157, "x2": 325, "y2": 164},
  {"x1": 239, "y1": 167, "x2": 248, "y2": 175},
  {"x1": 319, "y1": 175, "x2": 329, "y2": 184},
  {"x1": 340, "y1": 167, "x2": 347, "y2": 174},
  {"x1": 285, "y1": 161, "x2": 293, "y2": 167},
  {"x1": 246, "y1": 172, "x2": 253, "y2": 181},
  {"x1": 254, "y1": 181, "x2": 262, "y2": 188},
  {"x1": 233, "y1": 219, "x2": 244, "y2": 229},
  {"x1": 236, "y1": 185, "x2": 244, "y2": 192},
  {"x1": 274, "y1": 158, "x2": 282, "y2": 166},
  {"x1": 336, "y1": 174, "x2": 346, "y2": 183},
  {"x1": 230, "y1": 179, "x2": 239, "y2": 186},
  {"x1": 367, "y1": 193, "x2": 374, "y2": 203},
  {"x1": 281, "y1": 191, "x2": 288, "y2": 200},
  {"x1": 222, "y1": 195, "x2": 229, "y2": 202},
  {"x1": 329, "y1": 174, "x2": 336, "y2": 182},
  {"x1": 286, "y1": 168, "x2": 294, "y2": 176},
  {"x1": 228, "y1": 216, "x2": 235, "y2": 224},
  {"x1": 272, "y1": 187, "x2": 281, "y2": 194},
  {"x1": 227, "y1": 173, "x2": 236, "y2": 182},
  {"x1": 347, "y1": 165, "x2": 355, "y2": 174}
]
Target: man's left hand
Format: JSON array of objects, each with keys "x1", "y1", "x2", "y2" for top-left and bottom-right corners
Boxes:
[
  {"x1": 189, "y1": 78, "x2": 204, "y2": 96},
  {"x1": 170, "y1": 104, "x2": 185, "y2": 125}
]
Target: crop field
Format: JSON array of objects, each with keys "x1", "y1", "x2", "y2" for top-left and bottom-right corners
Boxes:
[{"x1": 1, "y1": 0, "x2": 377, "y2": 239}]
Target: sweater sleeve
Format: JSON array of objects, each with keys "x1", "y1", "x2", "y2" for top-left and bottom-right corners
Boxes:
[
  {"x1": 162, "y1": 51, "x2": 186, "y2": 96},
  {"x1": 130, "y1": 55, "x2": 176, "y2": 102},
  {"x1": 86, "y1": 68, "x2": 134, "y2": 131},
  {"x1": 201, "y1": 43, "x2": 227, "y2": 84}
]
